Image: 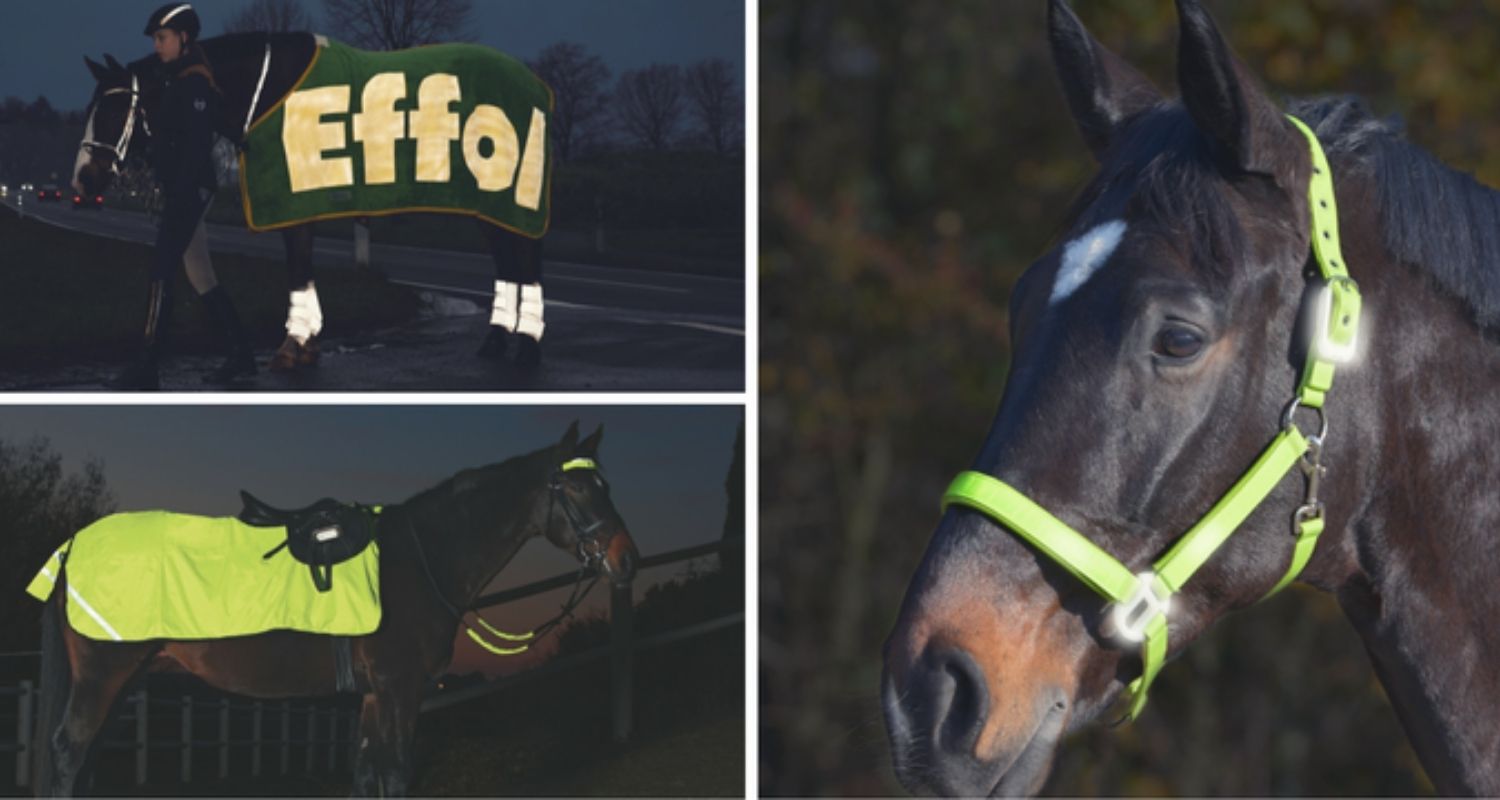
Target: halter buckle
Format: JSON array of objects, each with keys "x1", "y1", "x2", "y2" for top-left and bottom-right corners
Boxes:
[{"x1": 1108, "y1": 572, "x2": 1170, "y2": 644}]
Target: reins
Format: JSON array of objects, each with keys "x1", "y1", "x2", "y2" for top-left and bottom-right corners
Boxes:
[
  {"x1": 402, "y1": 457, "x2": 608, "y2": 657},
  {"x1": 941, "y1": 114, "x2": 1363, "y2": 722}
]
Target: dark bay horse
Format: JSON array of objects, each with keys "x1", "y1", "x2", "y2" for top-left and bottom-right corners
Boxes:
[
  {"x1": 884, "y1": 0, "x2": 1500, "y2": 795},
  {"x1": 75, "y1": 32, "x2": 549, "y2": 372},
  {"x1": 32, "y1": 422, "x2": 639, "y2": 797}
]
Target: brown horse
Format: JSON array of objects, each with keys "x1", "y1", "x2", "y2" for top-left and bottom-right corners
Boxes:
[
  {"x1": 885, "y1": 0, "x2": 1500, "y2": 795},
  {"x1": 32, "y1": 422, "x2": 638, "y2": 796}
]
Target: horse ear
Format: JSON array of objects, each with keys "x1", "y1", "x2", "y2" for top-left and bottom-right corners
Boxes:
[
  {"x1": 85, "y1": 56, "x2": 109, "y2": 81},
  {"x1": 578, "y1": 424, "x2": 604, "y2": 456},
  {"x1": 1175, "y1": 0, "x2": 1297, "y2": 179},
  {"x1": 104, "y1": 53, "x2": 125, "y2": 73},
  {"x1": 559, "y1": 420, "x2": 580, "y2": 452},
  {"x1": 1048, "y1": 0, "x2": 1163, "y2": 160}
]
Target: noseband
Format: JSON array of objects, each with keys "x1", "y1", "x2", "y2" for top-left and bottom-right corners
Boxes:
[
  {"x1": 79, "y1": 75, "x2": 149, "y2": 175},
  {"x1": 941, "y1": 115, "x2": 1363, "y2": 721}
]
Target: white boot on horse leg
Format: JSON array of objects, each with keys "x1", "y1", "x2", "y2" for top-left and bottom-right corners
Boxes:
[
  {"x1": 272, "y1": 281, "x2": 322, "y2": 372},
  {"x1": 516, "y1": 281, "x2": 544, "y2": 368},
  {"x1": 476, "y1": 279, "x2": 518, "y2": 360},
  {"x1": 478, "y1": 280, "x2": 543, "y2": 367}
]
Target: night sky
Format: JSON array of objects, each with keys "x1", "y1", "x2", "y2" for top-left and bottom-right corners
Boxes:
[
  {"x1": 0, "y1": 0, "x2": 745, "y2": 112},
  {"x1": 0, "y1": 405, "x2": 743, "y2": 676}
]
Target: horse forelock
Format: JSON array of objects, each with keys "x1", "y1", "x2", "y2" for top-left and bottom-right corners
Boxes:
[{"x1": 1054, "y1": 104, "x2": 1296, "y2": 294}]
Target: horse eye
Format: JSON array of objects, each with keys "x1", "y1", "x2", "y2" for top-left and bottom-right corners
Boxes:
[{"x1": 1153, "y1": 326, "x2": 1204, "y2": 361}]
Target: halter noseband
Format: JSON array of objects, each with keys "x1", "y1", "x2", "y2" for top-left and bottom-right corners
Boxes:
[
  {"x1": 941, "y1": 115, "x2": 1362, "y2": 722},
  {"x1": 80, "y1": 74, "x2": 147, "y2": 175}
]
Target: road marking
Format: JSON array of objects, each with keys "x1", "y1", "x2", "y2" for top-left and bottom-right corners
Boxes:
[{"x1": 392, "y1": 277, "x2": 743, "y2": 336}]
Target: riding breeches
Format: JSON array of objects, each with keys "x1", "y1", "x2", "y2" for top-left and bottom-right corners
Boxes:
[{"x1": 153, "y1": 186, "x2": 217, "y2": 293}]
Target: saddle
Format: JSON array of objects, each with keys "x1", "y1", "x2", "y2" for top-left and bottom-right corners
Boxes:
[{"x1": 239, "y1": 491, "x2": 378, "y2": 592}]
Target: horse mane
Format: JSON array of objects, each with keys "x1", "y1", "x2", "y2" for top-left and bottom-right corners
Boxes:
[
  {"x1": 396, "y1": 445, "x2": 558, "y2": 510},
  {"x1": 1289, "y1": 96, "x2": 1500, "y2": 329}
]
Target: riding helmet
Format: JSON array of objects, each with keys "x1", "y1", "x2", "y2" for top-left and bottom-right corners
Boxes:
[{"x1": 143, "y1": 3, "x2": 201, "y2": 41}]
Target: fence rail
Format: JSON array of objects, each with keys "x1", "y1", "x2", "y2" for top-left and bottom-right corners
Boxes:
[{"x1": 1, "y1": 536, "x2": 741, "y2": 789}]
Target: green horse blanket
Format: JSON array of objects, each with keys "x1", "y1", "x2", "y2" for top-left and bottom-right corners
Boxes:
[
  {"x1": 26, "y1": 511, "x2": 381, "y2": 641},
  {"x1": 239, "y1": 37, "x2": 553, "y2": 237}
]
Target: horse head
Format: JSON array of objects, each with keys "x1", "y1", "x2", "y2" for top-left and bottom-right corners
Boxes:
[
  {"x1": 883, "y1": 0, "x2": 1353, "y2": 794},
  {"x1": 75, "y1": 53, "x2": 160, "y2": 197},
  {"x1": 540, "y1": 421, "x2": 639, "y2": 586}
]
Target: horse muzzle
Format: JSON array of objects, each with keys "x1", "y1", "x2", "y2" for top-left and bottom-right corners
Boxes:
[
  {"x1": 882, "y1": 643, "x2": 1070, "y2": 797},
  {"x1": 596, "y1": 528, "x2": 639, "y2": 585}
]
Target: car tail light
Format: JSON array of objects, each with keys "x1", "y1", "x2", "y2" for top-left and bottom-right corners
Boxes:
[
  {"x1": 95, "y1": 196, "x2": 103, "y2": 203},
  {"x1": 73, "y1": 195, "x2": 81, "y2": 202}
]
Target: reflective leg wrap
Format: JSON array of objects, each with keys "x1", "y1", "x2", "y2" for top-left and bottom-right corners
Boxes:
[
  {"x1": 490, "y1": 280, "x2": 520, "y2": 332},
  {"x1": 517, "y1": 282, "x2": 544, "y2": 341},
  {"x1": 285, "y1": 281, "x2": 323, "y2": 345}
]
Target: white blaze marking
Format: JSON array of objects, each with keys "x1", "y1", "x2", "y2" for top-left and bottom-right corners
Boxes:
[{"x1": 1051, "y1": 220, "x2": 1127, "y2": 305}]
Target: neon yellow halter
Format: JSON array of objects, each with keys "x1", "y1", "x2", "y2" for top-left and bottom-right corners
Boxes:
[{"x1": 941, "y1": 115, "x2": 1362, "y2": 721}]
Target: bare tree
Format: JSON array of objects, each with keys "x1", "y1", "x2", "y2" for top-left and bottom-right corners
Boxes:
[
  {"x1": 320, "y1": 0, "x2": 473, "y2": 51},
  {"x1": 614, "y1": 64, "x2": 684, "y2": 152},
  {"x1": 223, "y1": 0, "x2": 314, "y2": 33},
  {"x1": 686, "y1": 59, "x2": 740, "y2": 156},
  {"x1": 528, "y1": 42, "x2": 611, "y2": 162}
]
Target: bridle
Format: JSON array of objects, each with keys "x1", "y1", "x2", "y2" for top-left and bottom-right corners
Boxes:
[
  {"x1": 79, "y1": 74, "x2": 151, "y2": 175},
  {"x1": 941, "y1": 115, "x2": 1363, "y2": 721},
  {"x1": 548, "y1": 457, "x2": 612, "y2": 567},
  {"x1": 406, "y1": 456, "x2": 614, "y2": 657}
]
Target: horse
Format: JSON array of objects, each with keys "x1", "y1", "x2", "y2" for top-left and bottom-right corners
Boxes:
[
  {"x1": 31, "y1": 421, "x2": 639, "y2": 797},
  {"x1": 883, "y1": 0, "x2": 1500, "y2": 795},
  {"x1": 74, "y1": 32, "x2": 550, "y2": 375}
]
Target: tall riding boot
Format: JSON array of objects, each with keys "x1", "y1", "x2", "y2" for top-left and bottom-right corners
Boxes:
[
  {"x1": 110, "y1": 279, "x2": 173, "y2": 391},
  {"x1": 199, "y1": 287, "x2": 257, "y2": 384}
]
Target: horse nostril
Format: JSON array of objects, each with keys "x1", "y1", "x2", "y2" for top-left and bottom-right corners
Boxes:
[
  {"x1": 933, "y1": 648, "x2": 988, "y2": 753},
  {"x1": 899, "y1": 646, "x2": 989, "y2": 756}
]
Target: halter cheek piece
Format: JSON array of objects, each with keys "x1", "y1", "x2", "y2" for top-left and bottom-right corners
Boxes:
[
  {"x1": 79, "y1": 75, "x2": 149, "y2": 175},
  {"x1": 941, "y1": 115, "x2": 1362, "y2": 722}
]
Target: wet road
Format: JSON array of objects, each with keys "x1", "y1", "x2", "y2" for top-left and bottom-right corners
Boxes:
[{"x1": 1, "y1": 195, "x2": 744, "y2": 392}]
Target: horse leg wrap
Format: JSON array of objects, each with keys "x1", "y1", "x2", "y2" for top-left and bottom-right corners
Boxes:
[
  {"x1": 333, "y1": 637, "x2": 355, "y2": 693},
  {"x1": 490, "y1": 279, "x2": 520, "y2": 332},
  {"x1": 285, "y1": 281, "x2": 323, "y2": 345},
  {"x1": 517, "y1": 282, "x2": 544, "y2": 340}
]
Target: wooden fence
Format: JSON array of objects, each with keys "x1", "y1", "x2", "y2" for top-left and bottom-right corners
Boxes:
[{"x1": 0, "y1": 537, "x2": 741, "y2": 789}]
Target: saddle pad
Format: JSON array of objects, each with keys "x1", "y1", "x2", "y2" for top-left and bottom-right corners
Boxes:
[
  {"x1": 25, "y1": 511, "x2": 381, "y2": 641},
  {"x1": 239, "y1": 37, "x2": 553, "y2": 237}
]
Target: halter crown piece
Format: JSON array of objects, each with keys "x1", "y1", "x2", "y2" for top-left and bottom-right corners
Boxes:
[{"x1": 941, "y1": 115, "x2": 1362, "y2": 721}]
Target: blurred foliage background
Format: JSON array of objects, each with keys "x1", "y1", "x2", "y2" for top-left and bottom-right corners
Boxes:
[{"x1": 760, "y1": 0, "x2": 1500, "y2": 795}]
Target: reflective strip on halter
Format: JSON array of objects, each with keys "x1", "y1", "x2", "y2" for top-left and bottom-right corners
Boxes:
[{"x1": 560, "y1": 458, "x2": 597, "y2": 472}]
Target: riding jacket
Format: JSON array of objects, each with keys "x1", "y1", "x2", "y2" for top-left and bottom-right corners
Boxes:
[{"x1": 150, "y1": 49, "x2": 219, "y2": 198}]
